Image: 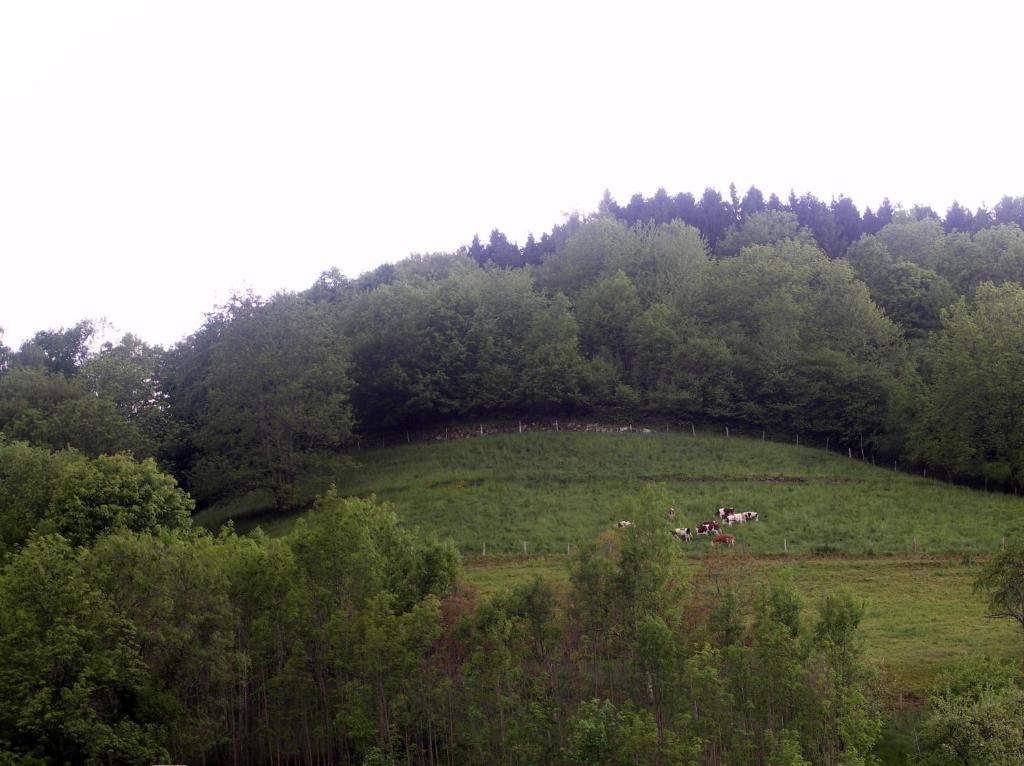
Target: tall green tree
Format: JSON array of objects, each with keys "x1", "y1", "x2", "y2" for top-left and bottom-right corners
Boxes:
[
  {"x1": 575, "y1": 271, "x2": 641, "y2": 368},
  {"x1": 697, "y1": 240, "x2": 900, "y2": 440},
  {"x1": 846, "y1": 237, "x2": 956, "y2": 337},
  {"x1": 975, "y1": 537, "x2": 1024, "y2": 632},
  {"x1": 192, "y1": 294, "x2": 355, "y2": 510},
  {"x1": 911, "y1": 283, "x2": 1024, "y2": 487},
  {"x1": 517, "y1": 294, "x2": 586, "y2": 412},
  {"x1": 0, "y1": 328, "x2": 10, "y2": 374},
  {"x1": 42, "y1": 453, "x2": 193, "y2": 546},
  {"x1": 716, "y1": 211, "x2": 814, "y2": 257},
  {"x1": 912, "y1": 657, "x2": 1024, "y2": 765},
  {"x1": 0, "y1": 535, "x2": 168, "y2": 764},
  {"x1": 15, "y1": 319, "x2": 95, "y2": 378},
  {"x1": 0, "y1": 439, "x2": 75, "y2": 555}
]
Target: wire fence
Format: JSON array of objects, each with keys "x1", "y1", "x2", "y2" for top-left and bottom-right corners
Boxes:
[
  {"x1": 350, "y1": 416, "x2": 925, "y2": 479},
  {"x1": 343, "y1": 416, "x2": 1018, "y2": 559}
]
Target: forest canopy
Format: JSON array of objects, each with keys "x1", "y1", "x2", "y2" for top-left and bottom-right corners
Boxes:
[{"x1": 4, "y1": 185, "x2": 1024, "y2": 506}]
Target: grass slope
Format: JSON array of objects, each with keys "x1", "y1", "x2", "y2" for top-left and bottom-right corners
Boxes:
[{"x1": 197, "y1": 431, "x2": 1024, "y2": 556}]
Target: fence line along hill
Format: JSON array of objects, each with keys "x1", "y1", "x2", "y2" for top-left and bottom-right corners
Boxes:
[{"x1": 195, "y1": 429, "x2": 1024, "y2": 556}]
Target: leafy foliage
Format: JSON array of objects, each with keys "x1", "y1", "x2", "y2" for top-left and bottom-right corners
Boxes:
[
  {"x1": 0, "y1": 440, "x2": 192, "y2": 553},
  {"x1": 911, "y1": 283, "x2": 1024, "y2": 487},
  {"x1": 975, "y1": 536, "x2": 1024, "y2": 631},
  {"x1": 42, "y1": 452, "x2": 193, "y2": 546},
  {"x1": 190, "y1": 294, "x2": 355, "y2": 510},
  {"x1": 911, "y1": 657, "x2": 1024, "y2": 765},
  {"x1": 0, "y1": 535, "x2": 169, "y2": 764}
]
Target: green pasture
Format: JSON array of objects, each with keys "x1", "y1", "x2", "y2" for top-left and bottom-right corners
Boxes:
[
  {"x1": 196, "y1": 431, "x2": 1024, "y2": 556},
  {"x1": 460, "y1": 552, "x2": 1022, "y2": 696}
]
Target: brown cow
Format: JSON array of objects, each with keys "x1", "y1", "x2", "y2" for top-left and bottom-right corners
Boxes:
[
  {"x1": 667, "y1": 506, "x2": 677, "y2": 521},
  {"x1": 711, "y1": 534, "x2": 736, "y2": 547}
]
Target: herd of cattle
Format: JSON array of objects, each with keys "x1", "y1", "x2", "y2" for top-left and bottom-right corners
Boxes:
[{"x1": 614, "y1": 506, "x2": 760, "y2": 548}]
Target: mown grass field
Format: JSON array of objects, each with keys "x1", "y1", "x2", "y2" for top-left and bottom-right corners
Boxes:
[
  {"x1": 196, "y1": 430, "x2": 1024, "y2": 556},
  {"x1": 194, "y1": 430, "x2": 1024, "y2": 714}
]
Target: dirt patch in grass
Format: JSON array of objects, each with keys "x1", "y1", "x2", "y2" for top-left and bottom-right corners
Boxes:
[
  {"x1": 641, "y1": 474, "x2": 809, "y2": 483},
  {"x1": 429, "y1": 478, "x2": 484, "y2": 490}
]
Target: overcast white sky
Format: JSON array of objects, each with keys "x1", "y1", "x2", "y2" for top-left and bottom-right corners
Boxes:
[{"x1": 2, "y1": 1, "x2": 1023, "y2": 349}]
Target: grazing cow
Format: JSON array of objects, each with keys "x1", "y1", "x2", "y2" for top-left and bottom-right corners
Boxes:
[
  {"x1": 742, "y1": 511, "x2": 759, "y2": 522},
  {"x1": 615, "y1": 520, "x2": 633, "y2": 529},
  {"x1": 716, "y1": 507, "x2": 737, "y2": 519},
  {"x1": 672, "y1": 527, "x2": 692, "y2": 542},
  {"x1": 696, "y1": 521, "x2": 720, "y2": 536},
  {"x1": 667, "y1": 506, "x2": 677, "y2": 521},
  {"x1": 712, "y1": 534, "x2": 736, "y2": 547},
  {"x1": 725, "y1": 513, "x2": 746, "y2": 526}
]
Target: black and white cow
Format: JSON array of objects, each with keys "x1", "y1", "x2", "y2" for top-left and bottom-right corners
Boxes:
[
  {"x1": 672, "y1": 527, "x2": 692, "y2": 542},
  {"x1": 615, "y1": 520, "x2": 633, "y2": 529},
  {"x1": 716, "y1": 507, "x2": 737, "y2": 519},
  {"x1": 742, "y1": 511, "x2": 759, "y2": 522}
]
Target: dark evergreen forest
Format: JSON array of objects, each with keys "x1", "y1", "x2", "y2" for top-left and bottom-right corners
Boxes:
[{"x1": 3, "y1": 185, "x2": 1024, "y2": 764}]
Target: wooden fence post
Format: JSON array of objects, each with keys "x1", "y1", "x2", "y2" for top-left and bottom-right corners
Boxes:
[
  {"x1": 826, "y1": 437, "x2": 829, "y2": 451},
  {"x1": 784, "y1": 538, "x2": 788, "y2": 554},
  {"x1": 848, "y1": 447, "x2": 852, "y2": 458},
  {"x1": 523, "y1": 541, "x2": 527, "y2": 556},
  {"x1": 691, "y1": 424, "x2": 696, "y2": 436},
  {"x1": 519, "y1": 420, "x2": 523, "y2": 433},
  {"x1": 726, "y1": 426, "x2": 729, "y2": 438}
]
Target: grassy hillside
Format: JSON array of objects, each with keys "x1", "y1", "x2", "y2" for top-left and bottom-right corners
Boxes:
[{"x1": 196, "y1": 430, "x2": 1024, "y2": 556}]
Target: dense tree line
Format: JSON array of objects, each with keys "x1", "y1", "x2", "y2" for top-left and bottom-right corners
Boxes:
[
  {"x1": 4, "y1": 187, "x2": 1024, "y2": 507},
  {"x1": 2, "y1": 441, "x2": 1021, "y2": 763}
]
